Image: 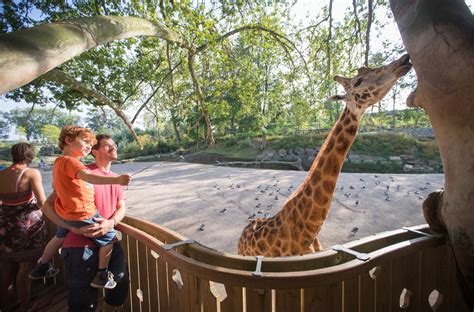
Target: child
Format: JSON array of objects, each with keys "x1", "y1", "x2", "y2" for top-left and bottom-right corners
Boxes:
[{"x1": 29, "y1": 126, "x2": 131, "y2": 289}]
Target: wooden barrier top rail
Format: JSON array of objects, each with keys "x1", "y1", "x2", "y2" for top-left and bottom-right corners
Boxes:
[{"x1": 119, "y1": 216, "x2": 445, "y2": 289}]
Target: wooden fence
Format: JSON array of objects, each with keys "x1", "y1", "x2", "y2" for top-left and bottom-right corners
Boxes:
[
  {"x1": 113, "y1": 216, "x2": 469, "y2": 312},
  {"x1": 39, "y1": 215, "x2": 469, "y2": 311}
]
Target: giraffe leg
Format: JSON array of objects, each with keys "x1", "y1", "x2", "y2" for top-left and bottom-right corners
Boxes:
[{"x1": 312, "y1": 237, "x2": 323, "y2": 252}]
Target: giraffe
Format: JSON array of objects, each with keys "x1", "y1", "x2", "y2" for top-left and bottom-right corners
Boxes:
[{"x1": 238, "y1": 54, "x2": 412, "y2": 257}]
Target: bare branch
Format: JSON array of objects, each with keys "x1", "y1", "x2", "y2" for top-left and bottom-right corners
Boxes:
[{"x1": 365, "y1": 0, "x2": 374, "y2": 67}]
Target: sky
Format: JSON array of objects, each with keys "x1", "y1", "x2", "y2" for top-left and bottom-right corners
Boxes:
[{"x1": 1, "y1": 0, "x2": 474, "y2": 138}]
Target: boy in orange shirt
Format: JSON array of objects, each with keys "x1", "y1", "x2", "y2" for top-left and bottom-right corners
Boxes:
[{"x1": 29, "y1": 126, "x2": 131, "y2": 289}]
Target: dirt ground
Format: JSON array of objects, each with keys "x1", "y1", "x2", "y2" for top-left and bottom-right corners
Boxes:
[{"x1": 41, "y1": 161, "x2": 444, "y2": 255}]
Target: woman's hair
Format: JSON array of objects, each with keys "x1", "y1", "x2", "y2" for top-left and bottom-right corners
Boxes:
[
  {"x1": 58, "y1": 126, "x2": 96, "y2": 150},
  {"x1": 11, "y1": 142, "x2": 35, "y2": 164}
]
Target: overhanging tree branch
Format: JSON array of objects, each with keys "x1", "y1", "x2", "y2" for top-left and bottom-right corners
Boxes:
[
  {"x1": 42, "y1": 68, "x2": 142, "y2": 147},
  {"x1": 0, "y1": 15, "x2": 190, "y2": 94}
]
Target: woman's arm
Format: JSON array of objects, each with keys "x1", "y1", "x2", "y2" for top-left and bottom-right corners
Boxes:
[
  {"x1": 29, "y1": 169, "x2": 46, "y2": 208},
  {"x1": 77, "y1": 170, "x2": 131, "y2": 186}
]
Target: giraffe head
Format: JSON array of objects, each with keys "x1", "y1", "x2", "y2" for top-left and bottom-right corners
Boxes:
[{"x1": 331, "y1": 54, "x2": 412, "y2": 115}]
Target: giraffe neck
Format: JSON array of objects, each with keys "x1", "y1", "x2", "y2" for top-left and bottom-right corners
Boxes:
[{"x1": 278, "y1": 107, "x2": 361, "y2": 241}]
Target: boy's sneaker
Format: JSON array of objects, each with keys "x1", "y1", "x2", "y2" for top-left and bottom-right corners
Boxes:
[
  {"x1": 29, "y1": 262, "x2": 60, "y2": 280},
  {"x1": 90, "y1": 271, "x2": 116, "y2": 289}
]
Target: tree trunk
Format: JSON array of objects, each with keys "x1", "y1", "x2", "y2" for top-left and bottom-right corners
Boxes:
[
  {"x1": 390, "y1": 0, "x2": 474, "y2": 306},
  {"x1": 187, "y1": 51, "x2": 215, "y2": 145},
  {"x1": 0, "y1": 15, "x2": 189, "y2": 95}
]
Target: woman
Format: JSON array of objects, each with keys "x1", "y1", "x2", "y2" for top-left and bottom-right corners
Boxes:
[{"x1": 0, "y1": 143, "x2": 48, "y2": 312}]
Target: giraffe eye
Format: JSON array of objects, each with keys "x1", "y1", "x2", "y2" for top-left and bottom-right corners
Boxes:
[{"x1": 354, "y1": 78, "x2": 363, "y2": 87}]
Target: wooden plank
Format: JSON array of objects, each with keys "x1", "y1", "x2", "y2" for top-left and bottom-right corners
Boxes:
[
  {"x1": 167, "y1": 265, "x2": 191, "y2": 312},
  {"x1": 343, "y1": 276, "x2": 359, "y2": 312},
  {"x1": 329, "y1": 282, "x2": 343, "y2": 312},
  {"x1": 245, "y1": 287, "x2": 272, "y2": 312},
  {"x1": 128, "y1": 236, "x2": 141, "y2": 312},
  {"x1": 220, "y1": 284, "x2": 244, "y2": 312},
  {"x1": 303, "y1": 286, "x2": 329, "y2": 311},
  {"x1": 275, "y1": 289, "x2": 301, "y2": 311},
  {"x1": 374, "y1": 261, "x2": 391, "y2": 312},
  {"x1": 147, "y1": 248, "x2": 159, "y2": 311},
  {"x1": 435, "y1": 244, "x2": 451, "y2": 312},
  {"x1": 403, "y1": 251, "x2": 421, "y2": 312},
  {"x1": 200, "y1": 279, "x2": 218, "y2": 312},
  {"x1": 390, "y1": 255, "x2": 404, "y2": 311},
  {"x1": 137, "y1": 242, "x2": 150, "y2": 311},
  {"x1": 186, "y1": 274, "x2": 201, "y2": 312},
  {"x1": 35, "y1": 284, "x2": 68, "y2": 312},
  {"x1": 448, "y1": 248, "x2": 470, "y2": 312},
  {"x1": 120, "y1": 231, "x2": 132, "y2": 311},
  {"x1": 167, "y1": 264, "x2": 179, "y2": 311},
  {"x1": 157, "y1": 257, "x2": 169, "y2": 312},
  {"x1": 419, "y1": 247, "x2": 438, "y2": 311},
  {"x1": 359, "y1": 268, "x2": 376, "y2": 312}
]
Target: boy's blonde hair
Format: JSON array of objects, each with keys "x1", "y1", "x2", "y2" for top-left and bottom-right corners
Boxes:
[{"x1": 58, "y1": 126, "x2": 97, "y2": 150}]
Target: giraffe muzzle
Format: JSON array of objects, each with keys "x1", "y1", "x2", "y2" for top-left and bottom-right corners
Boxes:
[{"x1": 393, "y1": 54, "x2": 412, "y2": 78}]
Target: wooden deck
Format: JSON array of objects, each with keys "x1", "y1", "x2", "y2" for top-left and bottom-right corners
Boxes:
[{"x1": 30, "y1": 280, "x2": 104, "y2": 312}]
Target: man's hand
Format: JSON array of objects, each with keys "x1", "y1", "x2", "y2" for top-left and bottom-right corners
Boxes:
[
  {"x1": 80, "y1": 217, "x2": 115, "y2": 238},
  {"x1": 116, "y1": 174, "x2": 132, "y2": 186}
]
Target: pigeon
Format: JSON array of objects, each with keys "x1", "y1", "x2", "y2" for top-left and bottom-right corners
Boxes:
[
  {"x1": 351, "y1": 227, "x2": 359, "y2": 234},
  {"x1": 355, "y1": 200, "x2": 359, "y2": 205},
  {"x1": 219, "y1": 208, "x2": 227, "y2": 213},
  {"x1": 198, "y1": 224, "x2": 205, "y2": 231},
  {"x1": 248, "y1": 213, "x2": 256, "y2": 219}
]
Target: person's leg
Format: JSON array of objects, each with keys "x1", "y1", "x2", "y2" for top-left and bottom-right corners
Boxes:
[
  {"x1": 16, "y1": 260, "x2": 35, "y2": 312},
  {"x1": 61, "y1": 247, "x2": 99, "y2": 312},
  {"x1": 104, "y1": 244, "x2": 129, "y2": 310},
  {"x1": 39, "y1": 236, "x2": 64, "y2": 263},
  {"x1": 90, "y1": 243, "x2": 116, "y2": 289},
  {"x1": 29, "y1": 236, "x2": 63, "y2": 279},
  {"x1": 90, "y1": 225, "x2": 117, "y2": 289},
  {"x1": 0, "y1": 262, "x2": 18, "y2": 311},
  {"x1": 98, "y1": 243, "x2": 113, "y2": 269}
]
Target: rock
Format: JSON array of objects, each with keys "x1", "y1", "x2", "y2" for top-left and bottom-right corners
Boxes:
[
  {"x1": 278, "y1": 149, "x2": 287, "y2": 157},
  {"x1": 388, "y1": 156, "x2": 402, "y2": 161},
  {"x1": 403, "y1": 164, "x2": 414, "y2": 172},
  {"x1": 305, "y1": 148, "x2": 318, "y2": 156},
  {"x1": 294, "y1": 148, "x2": 305, "y2": 156},
  {"x1": 282, "y1": 154, "x2": 299, "y2": 162}
]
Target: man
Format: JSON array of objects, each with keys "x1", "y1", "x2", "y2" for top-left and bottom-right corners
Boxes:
[{"x1": 42, "y1": 134, "x2": 129, "y2": 311}]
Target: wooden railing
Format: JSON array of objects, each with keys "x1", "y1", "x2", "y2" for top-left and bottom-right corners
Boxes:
[
  {"x1": 116, "y1": 216, "x2": 470, "y2": 312},
  {"x1": 41, "y1": 216, "x2": 469, "y2": 311}
]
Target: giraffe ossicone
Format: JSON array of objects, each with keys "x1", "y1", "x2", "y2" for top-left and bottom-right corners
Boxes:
[{"x1": 237, "y1": 54, "x2": 412, "y2": 257}]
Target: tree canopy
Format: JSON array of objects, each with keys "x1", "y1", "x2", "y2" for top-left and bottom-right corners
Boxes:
[{"x1": 0, "y1": 0, "x2": 425, "y2": 145}]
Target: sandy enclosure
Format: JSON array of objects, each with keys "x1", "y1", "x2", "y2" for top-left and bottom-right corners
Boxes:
[{"x1": 41, "y1": 161, "x2": 444, "y2": 254}]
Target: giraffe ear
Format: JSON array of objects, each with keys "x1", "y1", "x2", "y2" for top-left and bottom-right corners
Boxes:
[
  {"x1": 333, "y1": 75, "x2": 351, "y2": 90},
  {"x1": 329, "y1": 94, "x2": 348, "y2": 101}
]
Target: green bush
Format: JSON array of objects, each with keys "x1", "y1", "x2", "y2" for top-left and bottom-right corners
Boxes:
[
  {"x1": 267, "y1": 133, "x2": 326, "y2": 150},
  {"x1": 351, "y1": 133, "x2": 416, "y2": 157}
]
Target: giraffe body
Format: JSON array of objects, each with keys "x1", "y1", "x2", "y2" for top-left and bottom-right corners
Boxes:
[{"x1": 238, "y1": 54, "x2": 412, "y2": 257}]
